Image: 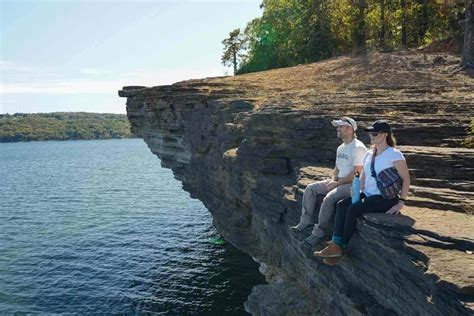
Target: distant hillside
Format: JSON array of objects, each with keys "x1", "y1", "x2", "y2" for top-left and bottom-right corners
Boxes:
[{"x1": 0, "y1": 112, "x2": 135, "y2": 142}]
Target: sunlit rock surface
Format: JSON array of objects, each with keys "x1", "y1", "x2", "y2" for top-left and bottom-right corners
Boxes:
[{"x1": 119, "y1": 52, "x2": 474, "y2": 315}]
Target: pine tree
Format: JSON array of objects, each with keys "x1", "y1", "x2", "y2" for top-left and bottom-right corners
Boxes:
[{"x1": 221, "y1": 29, "x2": 245, "y2": 75}]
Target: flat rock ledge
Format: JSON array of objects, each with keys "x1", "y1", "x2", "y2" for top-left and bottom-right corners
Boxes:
[{"x1": 119, "y1": 52, "x2": 473, "y2": 315}]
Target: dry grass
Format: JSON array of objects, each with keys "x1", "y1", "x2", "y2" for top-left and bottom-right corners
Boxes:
[
  {"x1": 464, "y1": 118, "x2": 474, "y2": 149},
  {"x1": 176, "y1": 50, "x2": 474, "y2": 111}
]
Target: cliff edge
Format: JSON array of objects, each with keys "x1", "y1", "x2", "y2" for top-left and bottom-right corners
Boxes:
[{"x1": 119, "y1": 51, "x2": 474, "y2": 315}]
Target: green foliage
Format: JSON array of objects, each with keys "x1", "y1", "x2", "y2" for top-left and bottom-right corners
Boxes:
[
  {"x1": 0, "y1": 112, "x2": 135, "y2": 142},
  {"x1": 221, "y1": 28, "x2": 246, "y2": 74},
  {"x1": 238, "y1": 0, "x2": 308, "y2": 73},
  {"x1": 226, "y1": 0, "x2": 465, "y2": 74}
]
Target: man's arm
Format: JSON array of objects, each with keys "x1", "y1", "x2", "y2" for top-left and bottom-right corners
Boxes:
[
  {"x1": 336, "y1": 146, "x2": 367, "y2": 186},
  {"x1": 334, "y1": 165, "x2": 362, "y2": 186},
  {"x1": 327, "y1": 165, "x2": 361, "y2": 190},
  {"x1": 325, "y1": 168, "x2": 339, "y2": 191},
  {"x1": 327, "y1": 143, "x2": 367, "y2": 191},
  {"x1": 332, "y1": 167, "x2": 339, "y2": 181}
]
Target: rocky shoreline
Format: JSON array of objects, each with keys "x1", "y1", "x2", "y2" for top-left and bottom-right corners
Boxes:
[{"x1": 119, "y1": 51, "x2": 473, "y2": 315}]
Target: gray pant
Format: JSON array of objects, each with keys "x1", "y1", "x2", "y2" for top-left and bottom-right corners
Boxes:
[{"x1": 299, "y1": 180, "x2": 351, "y2": 238}]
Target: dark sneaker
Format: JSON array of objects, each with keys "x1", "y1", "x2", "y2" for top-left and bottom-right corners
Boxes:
[
  {"x1": 303, "y1": 234, "x2": 324, "y2": 248},
  {"x1": 290, "y1": 223, "x2": 312, "y2": 240}
]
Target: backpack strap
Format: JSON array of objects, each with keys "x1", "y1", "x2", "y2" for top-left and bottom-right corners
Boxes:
[{"x1": 370, "y1": 148, "x2": 377, "y2": 179}]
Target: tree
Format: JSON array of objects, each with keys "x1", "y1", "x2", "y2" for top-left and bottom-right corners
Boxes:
[
  {"x1": 355, "y1": 0, "x2": 367, "y2": 53},
  {"x1": 401, "y1": 0, "x2": 408, "y2": 46},
  {"x1": 417, "y1": 0, "x2": 430, "y2": 45},
  {"x1": 462, "y1": 0, "x2": 474, "y2": 68},
  {"x1": 379, "y1": 0, "x2": 387, "y2": 48},
  {"x1": 221, "y1": 29, "x2": 245, "y2": 75},
  {"x1": 308, "y1": 0, "x2": 335, "y2": 61},
  {"x1": 224, "y1": 0, "x2": 468, "y2": 74}
]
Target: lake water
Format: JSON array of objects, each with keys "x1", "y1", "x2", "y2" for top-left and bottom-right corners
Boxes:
[{"x1": 0, "y1": 139, "x2": 264, "y2": 314}]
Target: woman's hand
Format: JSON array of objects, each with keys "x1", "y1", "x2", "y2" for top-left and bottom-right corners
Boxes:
[{"x1": 386, "y1": 201, "x2": 404, "y2": 215}]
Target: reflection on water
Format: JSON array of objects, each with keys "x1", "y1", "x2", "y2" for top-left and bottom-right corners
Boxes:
[{"x1": 0, "y1": 139, "x2": 264, "y2": 314}]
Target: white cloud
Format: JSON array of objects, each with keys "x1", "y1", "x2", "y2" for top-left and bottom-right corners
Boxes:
[
  {"x1": 2, "y1": 81, "x2": 121, "y2": 94},
  {"x1": 1, "y1": 60, "x2": 62, "y2": 81},
  {"x1": 1, "y1": 67, "x2": 226, "y2": 94},
  {"x1": 1, "y1": 60, "x2": 38, "y2": 73},
  {"x1": 79, "y1": 68, "x2": 105, "y2": 76},
  {"x1": 1, "y1": 59, "x2": 227, "y2": 95}
]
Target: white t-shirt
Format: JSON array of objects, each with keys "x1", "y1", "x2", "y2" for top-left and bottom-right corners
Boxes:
[
  {"x1": 335, "y1": 138, "x2": 367, "y2": 178},
  {"x1": 362, "y1": 147, "x2": 405, "y2": 196}
]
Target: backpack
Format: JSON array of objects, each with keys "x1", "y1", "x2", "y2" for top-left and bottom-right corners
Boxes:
[{"x1": 370, "y1": 149, "x2": 403, "y2": 199}]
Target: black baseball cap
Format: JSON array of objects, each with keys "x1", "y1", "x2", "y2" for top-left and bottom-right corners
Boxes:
[{"x1": 365, "y1": 120, "x2": 392, "y2": 133}]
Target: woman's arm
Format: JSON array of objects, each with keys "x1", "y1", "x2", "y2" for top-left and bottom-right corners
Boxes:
[
  {"x1": 386, "y1": 159, "x2": 410, "y2": 214},
  {"x1": 394, "y1": 159, "x2": 410, "y2": 200}
]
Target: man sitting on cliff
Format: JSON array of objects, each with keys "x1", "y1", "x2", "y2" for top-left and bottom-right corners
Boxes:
[{"x1": 290, "y1": 117, "x2": 367, "y2": 249}]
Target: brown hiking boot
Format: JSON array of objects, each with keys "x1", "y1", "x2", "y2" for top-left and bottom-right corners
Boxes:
[
  {"x1": 313, "y1": 242, "x2": 344, "y2": 258},
  {"x1": 323, "y1": 254, "x2": 345, "y2": 266}
]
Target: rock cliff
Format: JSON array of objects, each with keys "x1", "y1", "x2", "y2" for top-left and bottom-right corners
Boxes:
[{"x1": 119, "y1": 51, "x2": 474, "y2": 315}]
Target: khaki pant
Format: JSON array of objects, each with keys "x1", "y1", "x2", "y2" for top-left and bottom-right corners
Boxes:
[{"x1": 299, "y1": 180, "x2": 351, "y2": 238}]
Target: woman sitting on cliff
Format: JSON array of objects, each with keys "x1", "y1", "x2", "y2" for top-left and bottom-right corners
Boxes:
[{"x1": 314, "y1": 120, "x2": 411, "y2": 265}]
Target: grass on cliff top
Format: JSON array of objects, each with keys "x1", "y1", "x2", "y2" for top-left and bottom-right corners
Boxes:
[{"x1": 195, "y1": 51, "x2": 474, "y2": 109}]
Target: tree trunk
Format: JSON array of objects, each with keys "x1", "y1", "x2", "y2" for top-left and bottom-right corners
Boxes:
[
  {"x1": 356, "y1": 0, "x2": 367, "y2": 53},
  {"x1": 380, "y1": 0, "x2": 386, "y2": 48},
  {"x1": 463, "y1": 0, "x2": 474, "y2": 68},
  {"x1": 401, "y1": 0, "x2": 407, "y2": 46},
  {"x1": 418, "y1": 0, "x2": 429, "y2": 45},
  {"x1": 233, "y1": 50, "x2": 237, "y2": 75}
]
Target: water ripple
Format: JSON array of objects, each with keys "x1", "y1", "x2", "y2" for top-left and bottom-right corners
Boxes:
[{"x1": 0, "y1": 139, "x2": 264, "y2": 314}]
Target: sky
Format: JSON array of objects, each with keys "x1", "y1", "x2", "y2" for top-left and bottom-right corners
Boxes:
[{"x1": 0, "y1": 0, "x2": 262, "y2": 114}]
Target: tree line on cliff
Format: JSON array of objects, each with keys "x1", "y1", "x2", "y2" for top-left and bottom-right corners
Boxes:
[
  {"x1": 0, "y1": 113, "x2": 134, "y2": 142},
  {"x1": 222, "y1": 0, "x2": 473, "y2": 74}
]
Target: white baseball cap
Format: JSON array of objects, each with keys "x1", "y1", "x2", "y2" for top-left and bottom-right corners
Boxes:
[{"x1": 331, "y1": 116, "x2": 357, "y2": 131}]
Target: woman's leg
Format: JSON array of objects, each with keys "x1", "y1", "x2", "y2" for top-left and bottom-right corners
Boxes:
[
  {"x1": 341, "y1": 195, "x2": 398, "y2": 244},
  {"x1": 332, "y1": 197, "x2": 355, "y2": 248},
  {"x1": 314, "y1": 197, "x2": 354, "y2": 258}
]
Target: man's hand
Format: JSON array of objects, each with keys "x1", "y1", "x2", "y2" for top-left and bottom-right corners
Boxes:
[
  {"x1": 326, "y1": 181, "x2": 339, "y2": 191},
  {"x1": 386, "y1": 201, "x2": 404, "y2": 215}
]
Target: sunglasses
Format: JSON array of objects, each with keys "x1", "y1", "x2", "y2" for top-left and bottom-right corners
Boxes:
[
  {"x1": 341, "y1": 118, "x2": 354, "y2": 129},
  {"x1": 369, "y1": 132, "x2": 380, "y2": 137}
]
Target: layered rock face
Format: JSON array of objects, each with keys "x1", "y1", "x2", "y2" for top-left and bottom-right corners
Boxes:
[{"x1": 119, "y1": 52, "x2": 474, "y2": 315}]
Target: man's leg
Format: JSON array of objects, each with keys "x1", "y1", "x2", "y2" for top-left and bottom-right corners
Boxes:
[
  {"x1": 291, "y1": 180, "x2": 330, "y2": 232},
  {"x1": 312, "y1": 183, "x2": 351, "y2": 238}
]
